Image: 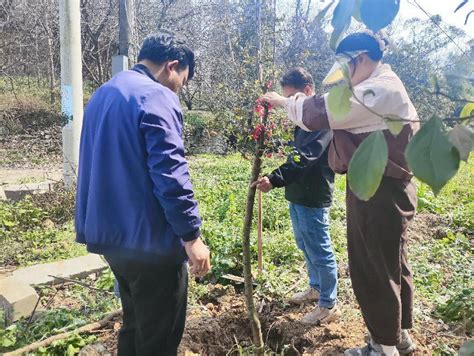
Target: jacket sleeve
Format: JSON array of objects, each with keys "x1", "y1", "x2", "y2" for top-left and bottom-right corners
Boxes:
[
  {"x1": 140, "y1": 96, "x2": 201, "y2": 242},
  {"x1": 267, "y1": 130, "x2": 332, "y2": 188}
]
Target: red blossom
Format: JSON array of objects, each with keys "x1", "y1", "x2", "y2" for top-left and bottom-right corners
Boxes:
[
  {"x1": 251, "y1": 124, "x2": 264, "y2": 141},
  {"x1": 255, "y1": 98, "x2": 273, "y2": 119}
]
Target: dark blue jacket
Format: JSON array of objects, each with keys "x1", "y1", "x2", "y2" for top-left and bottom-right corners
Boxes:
[
  {"x1": 75, "y1": 64, "x2": 201, "y2": 264},
  {"x1": 268, "y1": 127, "x2": 334, "y2": 208}
]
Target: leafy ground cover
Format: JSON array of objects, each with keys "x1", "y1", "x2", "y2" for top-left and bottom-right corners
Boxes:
[{"x1": 0, "y1": 154, "x2": 472, "y2": 354}]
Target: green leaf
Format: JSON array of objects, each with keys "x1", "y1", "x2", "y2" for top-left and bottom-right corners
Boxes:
[
  {"x1": 331, "y1": 0, "x2": 356, "y2": 29},
  {"x1": 330, "y1": 24, "x2": 349, "y2": 50},
  {"x1": 360, "y1": 0, "x2": 400, "y2": 32},
  {"x1": 327, "y1": 84, "x2": 352, "y2": 120},
  {"x1": 348, "y1": 131, "x2": 388, "y2": 201},
  {"x1": 315, "y1": 0, "x2": 335, "y2": 22},
  {"x1": 383, "y1": 115, "x2": 404, "y2": 136},
  {"x1": 341, "y1": 62, "x2": 350, "y2": 83},
  {"x1": 460, "y1": 102, "x2": 474, "y2": 121},
  {"x1": 352, "y1": 0, "x2": 362, "y2": 21},
  {"x1": 429, "y1": 75, "x2": 440, "y2": 93},
  {"x1": 329, "y1": 0, "x2": 354, "y2": 49},
  {"x1": 448, "y1": 124, "x2": 474, "y2": 161},
  {"x1": 405, "y1": 116, "x2": 460, "y2": 195}
]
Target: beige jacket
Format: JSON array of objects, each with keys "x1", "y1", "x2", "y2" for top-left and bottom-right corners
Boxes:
[{"x1": 286, "y1": 64, "x2": 419, "y2": 180}]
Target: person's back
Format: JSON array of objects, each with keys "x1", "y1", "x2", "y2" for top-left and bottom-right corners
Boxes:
[
  {"x1": 76, "y1": 67, "x2": 192, "y2": 263},
  {"x1": 75, "y1": 31, "x2": 210, "y2": 356}
]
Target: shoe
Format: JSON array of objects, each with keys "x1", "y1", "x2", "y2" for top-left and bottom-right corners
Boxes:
[
  {"x1": 396, "y1": 330, "x2": 417, "y2": 354},
  {"x1": 365, "y1": 330, "x2": 416, "y2": 354},
  {"x1": 300, "y1": 305, "x2": 341, "y2": 325},
  {"x1": 344, "y1": 342, "x2": 385, "y2": 356},
  {"x1": 289, "y1": 287, "x2": 319, "y2": 305}
]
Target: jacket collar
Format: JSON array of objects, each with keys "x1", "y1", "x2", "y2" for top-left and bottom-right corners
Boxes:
[{"x1": 132, "y1": 64, "x2": 159, "y2": 83}]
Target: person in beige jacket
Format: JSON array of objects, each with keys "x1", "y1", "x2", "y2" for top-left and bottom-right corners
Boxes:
[{"x1": 262, "y1": 32, "x2": 419, "y2": 356}]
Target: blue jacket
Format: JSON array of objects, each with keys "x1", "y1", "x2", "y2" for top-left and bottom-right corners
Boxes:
[{"x1": 75, "y1": 64, "x2": 201, "y2": 264}]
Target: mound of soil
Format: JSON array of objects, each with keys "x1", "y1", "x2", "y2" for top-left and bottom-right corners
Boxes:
[{"x1": 98, "y1": 292, "x2": 459, "y2": 355}]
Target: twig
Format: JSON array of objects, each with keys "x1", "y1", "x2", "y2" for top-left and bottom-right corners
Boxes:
[
  {"x1": 22, "y1": 292, "x2": 43, "y2": 337},
  {"x1": 4, "y1": 310, "x2": 122, "y2": 356},
  {"x1": 284, "y1": 278, "x2": 305, "y2": 296},
  {"x1": 48, "y1": 275, "x2": 114, "y2": 296},
  {"x1": 425, "y1": 89, "x2": 474, "y2": 104}
]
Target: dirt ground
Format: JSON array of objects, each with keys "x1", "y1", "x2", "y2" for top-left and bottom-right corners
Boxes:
[
  {"x1": 92, "y1": 213, "x2": 470, "y2": 355},
  {"x1": 94, "y1": 289, "x2": 465, "y2": 355}
]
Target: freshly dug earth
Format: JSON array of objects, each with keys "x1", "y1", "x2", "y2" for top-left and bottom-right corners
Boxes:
[
  {"x1": 96, "y1": 213, "x2": 470, "y2": 355},
  {"x1": 97, "y1": 292, "x2": 464, "y2": 355}
]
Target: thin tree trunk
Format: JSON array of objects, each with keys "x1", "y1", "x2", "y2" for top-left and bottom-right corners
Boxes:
[
  {"x1": 240, "y1": 1, "x2": 266, "y2": 354},
  {"x1": 242, "y1": 142, "x2": 265, "y2": 355}
]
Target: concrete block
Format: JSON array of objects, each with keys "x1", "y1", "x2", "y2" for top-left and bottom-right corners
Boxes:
[
  {"x1": 0, "y1": 186, "x2": 6, "y2": 200},
  {"x1": 0, "y1": 277, "x2": 39, "y2": 323},
  {"x1": 12, "y1": 254, "x2": 108, "y2": 286},
  {"x1": 2, "y1": 181, "x2": 56, "y2": 201}
]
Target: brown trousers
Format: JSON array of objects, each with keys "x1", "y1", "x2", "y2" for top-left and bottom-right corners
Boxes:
[{"x1": 346, "y1": 177, "x2": 417, "y2": 346}]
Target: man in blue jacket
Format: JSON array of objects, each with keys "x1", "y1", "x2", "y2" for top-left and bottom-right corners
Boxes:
[
  {"x1": 255, "y1": 68, "x2": 339, "y2": 325},
  {"x1": 75, "y1": 31, "x2": 210, "y2": 355}
]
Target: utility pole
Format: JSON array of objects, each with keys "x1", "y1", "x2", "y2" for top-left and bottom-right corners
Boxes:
[
  {"x1": 59, "y1": 0, "x2": 84, "y2": 188},
  {"x1": 113, "y1": 0, "x2": 136, "y2": 75}
]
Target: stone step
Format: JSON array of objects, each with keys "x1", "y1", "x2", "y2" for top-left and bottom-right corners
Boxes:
[
  {"x1": 11, "y1": 254, "x2": 108, "y2": 286},
  {"x1": 0, "y1": 254, "x2": 108, "y2": 323},
  {"x1": 1, "y1": 181, "x2": 57, "y2": 201},
  {"x1": 0, "y1": 277, "x2": 39, "y2": 324}
]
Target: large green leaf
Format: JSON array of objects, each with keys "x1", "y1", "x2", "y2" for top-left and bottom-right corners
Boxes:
[
  {"x1": 331, "y1": 0, "x2": 356, "y2": 29},
  {"x1": 348, "y1": 131, "x2": 388, "y2": 201},
  {"x1": 352, "y1": 0, "x2": 362, "y2": 22},
  {"x1": 405, "y1": 116, "x2": 460, "y2": 195},
  {"x1": 360, "y1": 0, "x2": 400, "y2": 32},
  {"x1": 330, "y1": 22, "x2": 351, "y2": 50},
  {"x1": 330, "y1": 0, "x2": 355, "y2": 49},
  {"x1": 327, "y1": 84, "x2": 352, "y2": 120},
  {"x1": 315, "y1": 0, "x2": 335, "y2": 23},
  {"x1": 383, "y1": 115, "x2": 404, "y2": 136},
  {"x1": 460, "y1": 102, "x2": 474, "y2": 122},
  {"x1": 448, "y1": 124, "x2": 474, "y2": 161}
]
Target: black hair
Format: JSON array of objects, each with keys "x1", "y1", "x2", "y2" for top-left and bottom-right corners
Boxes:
[
  {"x1": 137, "y1": 30, "x2": 195, "y2": 80},
  {"x1": 336, "y1": 33, "x2": 386, "y2": 61},
  {"x1": 280, "y1": 67, "x2": 314, "y2": 89}
]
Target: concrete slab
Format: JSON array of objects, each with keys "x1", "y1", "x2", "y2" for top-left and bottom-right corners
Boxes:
[
  {"x1": 0, "y1": 277, "x2": 39, "y2": 323},
  {"x1": 2, "y1": 181, "x2": 56, "y2": 201},
  {"x1": 12, "y1": 254, "x2": 108, "y2": 286}
]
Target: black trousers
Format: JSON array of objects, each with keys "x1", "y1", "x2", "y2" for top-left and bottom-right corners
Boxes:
[{"x1": 104, "y1": 255, "x2": 188, "y2": 356}]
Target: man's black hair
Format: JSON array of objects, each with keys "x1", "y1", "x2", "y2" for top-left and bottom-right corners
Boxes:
[
  {"x1": 336, "y1": 33, "x2": 386, "y2": 62},
  {"x1": 280, "y1": 67, "x2": 314, "y2": 89},
  {"x1": 138, "y1": 30, "x2": 195, "y2": 80}
]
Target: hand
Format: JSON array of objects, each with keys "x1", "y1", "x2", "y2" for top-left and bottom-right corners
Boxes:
[
  {"x1": 250, "y1": 176, "x2": 273, "y2": 193},
  {"x1": 184, "y1": 237, "x2": 211, "y2": 277},
  {"x1": 261, "y1": 92, "x2": 288, "y2": 108}
]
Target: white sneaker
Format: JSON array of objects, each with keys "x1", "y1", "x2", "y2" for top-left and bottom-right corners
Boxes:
[
  {"x1": 289, "y1": 288, "x2": 320, "y2": 305},
  {"x1": 300, "y1": 305, "x2": 341, "y2": 325}
]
